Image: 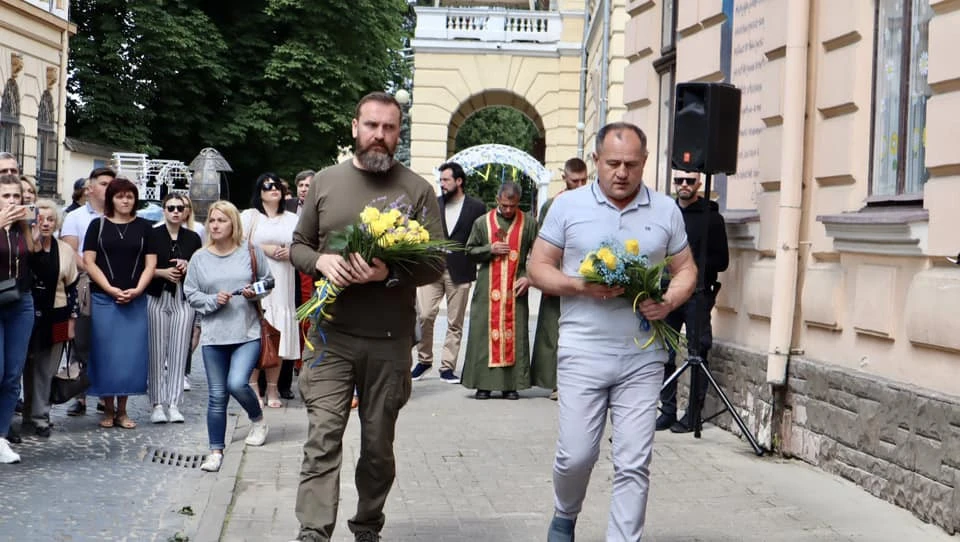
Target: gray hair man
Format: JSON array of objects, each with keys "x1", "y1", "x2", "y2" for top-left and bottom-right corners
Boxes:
[{"x1": 529, "y1": 122, "x2": 697, "y2": 542}]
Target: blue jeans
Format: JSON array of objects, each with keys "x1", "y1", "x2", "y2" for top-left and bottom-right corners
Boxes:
[
  {"x1": 0, "y1": 295, "x2": 35, "y2": 436},
  {"x1": 202, "y1": 340, "x2": 263, "y2": 450}
]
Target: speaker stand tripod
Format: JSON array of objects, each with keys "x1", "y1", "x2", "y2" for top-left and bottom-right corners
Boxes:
[{"x1": 661, "y1": 172, "x2": 765, "y2": 457}]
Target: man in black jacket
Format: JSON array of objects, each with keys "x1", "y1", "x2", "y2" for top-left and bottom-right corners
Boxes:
[
  {"x1": 657, "y1": 170, "x2": 729, "y2": 433},
  {"x1": 412, "y1": 162, "x2": 487, "y2": 383}
]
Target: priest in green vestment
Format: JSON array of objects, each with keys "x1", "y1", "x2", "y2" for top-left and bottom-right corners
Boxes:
[
  {"x1": 530, "y1": 158, "x2": 589, "y2": 399},
  {"x1": 461, "y1": 182, "x2": 538, "y2": 400}
]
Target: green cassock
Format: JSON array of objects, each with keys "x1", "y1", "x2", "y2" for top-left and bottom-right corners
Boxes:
[
  {"x1": 530, "y1": 196, "x2": 559, "y2": 390},
  {"x1": 461, "y1": 210, "x2": 538, "y2": 392}
]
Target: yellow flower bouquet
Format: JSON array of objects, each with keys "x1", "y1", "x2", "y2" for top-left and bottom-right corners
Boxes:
[
  {"x1": 296, "y1": 199, "x2": 457, "y2": 354},
  {"x1": 579, "y1": 239, "x2": 685, "y2": 352}
]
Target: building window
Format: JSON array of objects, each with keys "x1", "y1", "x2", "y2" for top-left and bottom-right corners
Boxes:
[
  {"x1": 0, "y1": 79, "x2": 24, "y2": 167},
  {"x1": 37, "y1": 91, "x2": 58, "y2": 196},
  {"x1": 870, "y1": 0, "x2": 933, "y2": 198},
  {"x1": 654, "y1": 0, "x2": 677, "y2": 194}
]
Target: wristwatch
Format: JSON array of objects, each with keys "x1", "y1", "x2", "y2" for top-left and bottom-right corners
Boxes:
[{"x1": 384, "y1": 266, "x2": 400, "y2": 288}]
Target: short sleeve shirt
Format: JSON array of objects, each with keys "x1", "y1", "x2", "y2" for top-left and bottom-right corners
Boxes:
[
  {"x1": 60, "y1": 202, "x2": 101, "y2": 252},
  {"x1": 538, "y1": 182, "x2": 688, "y2": 357},
  {"x1": 82, "y1": 217, "x2": 158, "y2": 292}
]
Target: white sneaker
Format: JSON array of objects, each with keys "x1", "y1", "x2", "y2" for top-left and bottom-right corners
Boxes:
[
  {"x1": 183, "y1": 376, "x2": 191, "y2": 391},
  {"x1": 0, "y1": 437, "x2": 20, "y2": 464},
  {"x1": 150, "y1": 404, "x2": 168, "y2": 424},
  {"x1": 244, "y1": 419, "x2": 268, "y2": 446},
  {"x1": 200, "y1": 452, "x2": 222, "y2": 472},
  {"x1": 167, "y1": 405, "x2": 185, "y2": 423}
]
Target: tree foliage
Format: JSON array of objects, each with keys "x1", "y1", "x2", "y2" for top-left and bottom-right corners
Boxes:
[
  {"x1": 454, "y1": 107, "x2": 541, "y2": 212},
  {"x1": 67, "y1": 0, "x2": 411, "y2": 204}
]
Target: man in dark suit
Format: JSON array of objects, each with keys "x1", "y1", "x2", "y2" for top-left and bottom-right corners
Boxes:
[{"x1": 412, "y1": 161, "x2": 487, "y2": 383}]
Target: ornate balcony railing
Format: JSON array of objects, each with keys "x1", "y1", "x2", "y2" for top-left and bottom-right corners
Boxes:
[{"x1": 415, "y1": 7, "x2": 562, "y2": 44}]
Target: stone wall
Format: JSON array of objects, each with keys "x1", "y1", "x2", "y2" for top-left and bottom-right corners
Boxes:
[{"x1": 698, "y1": 343, "x2": 960, "y2": 534}]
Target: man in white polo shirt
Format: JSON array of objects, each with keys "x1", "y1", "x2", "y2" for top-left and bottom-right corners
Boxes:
[
  {"x1": 59, "y1": 167, "x2": 115, "y2": 416},
  {"x1": 529, "y1": 122, "x2": 697, "y2": 542}
]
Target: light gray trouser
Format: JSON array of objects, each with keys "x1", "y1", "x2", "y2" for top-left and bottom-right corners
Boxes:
[{"x1": 553, "y1": 346, "x2": 664, "y2": 542}]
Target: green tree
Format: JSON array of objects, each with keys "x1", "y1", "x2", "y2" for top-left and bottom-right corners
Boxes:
[
  {"x1": 454, "y1": 107, "x2": 541, "y2": 212},
  {"x1": 67, "y1": 0, "x2": 411, "y2": 205}
]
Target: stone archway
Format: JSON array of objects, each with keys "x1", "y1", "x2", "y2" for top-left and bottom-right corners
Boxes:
[
  {"x1": 447, "y1": 90, "x2": 546, "y2": 163},
  {"x1": 440, "y1": 143, "x2": 552, "y2": 213}
]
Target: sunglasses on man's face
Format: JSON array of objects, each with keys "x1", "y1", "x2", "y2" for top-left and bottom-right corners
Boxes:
[
  {"x1": 674, "y1": 177, "x2": 698, "y2": 186},
  {"x1": 0, "y1": 168, "x2": 18, "y2": 175},
  {"x1": 166, "y1": 205, "x2": 185, "y2": 212},
  {"x1": 261, "y1": 182, "x2": 280, "y2": 191}
]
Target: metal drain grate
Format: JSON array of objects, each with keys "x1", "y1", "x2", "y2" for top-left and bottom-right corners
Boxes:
[{"x1": 143, "y1": 446, "x2": 206, "y2": 469}]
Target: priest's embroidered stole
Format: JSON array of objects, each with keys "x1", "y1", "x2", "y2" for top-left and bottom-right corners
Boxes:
[{"x1": 485, "y1": 210, "x2": 526, "y2": 368}]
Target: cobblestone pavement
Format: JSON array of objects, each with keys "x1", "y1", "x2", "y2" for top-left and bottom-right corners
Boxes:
[
  {"x1": 0, "y1": 349, "x2": 239, "y2": 542},
  {"x1": 213, "y1": 294, "x2": 956, "y2": 542}
]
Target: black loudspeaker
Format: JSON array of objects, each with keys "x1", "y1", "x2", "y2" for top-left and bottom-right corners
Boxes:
[{"x1": 671, "y1": 82, "x2": 742, "y2": 175}]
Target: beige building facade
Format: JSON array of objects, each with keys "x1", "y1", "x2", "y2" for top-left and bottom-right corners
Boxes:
[
  {"x1": 0, "y1": 0, "x2": 74, "y2": 200},
  {"x1": 410, "y1": 0, "x2": 598, "y2": 196},
  {"x1": 619, "y1": 0, "x2": 960, "y2": 533}
]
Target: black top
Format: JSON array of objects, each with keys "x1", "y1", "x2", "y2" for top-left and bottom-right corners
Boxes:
[
  {"x1": 146, "y1": 225, "x2": 203, "y2": 297},
  {"x1": 83, "y1": 217, "x2": 158, "y2": 293},
  {"x1": 437, "y1": 195, "x2": 488, "y2": 285},
  {"x1": 675, "y1": 197, "x2": 729, "y2": 287}
]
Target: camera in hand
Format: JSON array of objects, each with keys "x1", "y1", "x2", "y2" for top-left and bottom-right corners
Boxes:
[{"x1": 233, "y1": 277, "x2": 275, "y2": 296}]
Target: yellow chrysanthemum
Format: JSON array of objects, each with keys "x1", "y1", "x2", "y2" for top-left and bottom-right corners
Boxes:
[
  {"x1": 596, "y1": 247, "x2": 617, "y2": 270},
  {"x1": 386, "y1": 208, "x2": 403, "y2": 226},
  {"x1": 408, "y1": 219, "x2": 422, "y2": 232},
  {"x1": 359, "y1": 207, "x2": 381, "y2": 225},
  {"x1": 578, "y1": 256, "x2": 597, "y2": 276},
  {"x1": 418, "y1": 229, "x2": 430, "y2": 242},
  {"x1": 378, "y1": 233, "x2": 398, "y2": 248},
  {"x1": 625, "y1": 239, "x2": 639, "y2": 255}
]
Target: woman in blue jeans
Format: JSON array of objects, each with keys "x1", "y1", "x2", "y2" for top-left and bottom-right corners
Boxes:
[
  {"x1": 0, "y1": 173, "x2": 38, "y2": 464},
  {"x1": 184, "y1": 201, "x2": 272, "y2": 472}
]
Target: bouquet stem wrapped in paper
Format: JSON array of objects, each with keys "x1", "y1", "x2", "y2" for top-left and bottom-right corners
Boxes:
[
  {"x1": 296, "y1": 198, "x2": 457, "y2": 362},
  {"x1": 578, "y1": 239, "x2": 685, "y2": 353}
]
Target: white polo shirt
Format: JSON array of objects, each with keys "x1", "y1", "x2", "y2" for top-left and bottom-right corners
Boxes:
[
  {"x1": 538, "y1": 182, "x2": 688, "y2": 357},
  {"x1": 60, "y1": 202, "x2": 101, "y2": 252}
]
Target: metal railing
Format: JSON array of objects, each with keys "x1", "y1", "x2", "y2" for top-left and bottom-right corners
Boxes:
[{"x1": 415, "y1": 7, "x2": 562, "y2": 44}]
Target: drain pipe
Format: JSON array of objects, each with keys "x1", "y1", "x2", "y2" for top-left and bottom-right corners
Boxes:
[
  {"x1": 598, "y1": 0, "x2": 611, "y2": 126},
  {"x1": 576, "y1": 1, "x2": 590, "y2": 159},
  {"x1": 766, "y1": 0, "x2": 810, "y2": 385}
]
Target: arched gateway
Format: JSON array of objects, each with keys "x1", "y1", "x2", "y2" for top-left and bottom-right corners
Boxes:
[{"x1": 440, "y1": 143, "x2": 553, "y2": 213}]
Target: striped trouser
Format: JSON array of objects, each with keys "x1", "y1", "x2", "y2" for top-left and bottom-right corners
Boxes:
[{"x1": 147, "y1": 289, "x2": 195, "y2": 406}]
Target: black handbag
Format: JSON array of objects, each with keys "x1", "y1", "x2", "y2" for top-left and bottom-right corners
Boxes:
[
  {"x1": 0, "y1": 277, "x2": 19, "y2": 306},
  {"x1": 50, "y1": 342, "x2": 90, "y2": 405}
]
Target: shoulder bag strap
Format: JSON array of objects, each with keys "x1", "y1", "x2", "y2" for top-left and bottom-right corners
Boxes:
[{"x1": 247, "y1": 242, "x2": 266, "y2": 319}]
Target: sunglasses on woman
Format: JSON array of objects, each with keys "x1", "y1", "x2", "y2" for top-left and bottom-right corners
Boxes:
[
  {"x1": 166, "y1": 205, "x2": 185, "y2": 212},
  {"x1": 673, "y1": 176, "x2": 698, "y2": 186},
  {"x1": 261, "y1": 181, "x2": 280, "y2": 191}
]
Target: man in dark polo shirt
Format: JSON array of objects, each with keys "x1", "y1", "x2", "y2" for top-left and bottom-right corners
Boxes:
[{"x1": 290, "y1": 92, "x2": 444, "y2": 542}]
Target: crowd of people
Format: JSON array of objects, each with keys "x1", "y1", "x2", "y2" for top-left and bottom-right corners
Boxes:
[
  {"x1": 0, "y1": 150, "x2": 316, "y2": 468},
  {"x1": 0, "y1": 90, "x2": 731, "y2": 542}
]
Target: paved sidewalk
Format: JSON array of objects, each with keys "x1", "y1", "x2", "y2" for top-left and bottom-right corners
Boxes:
[
  {"x1": 0, "y1": 348, "x2": 237, "y2": 542},
  {"x1": 213, "y1": 381, "x2": 954, "y2": 542}
]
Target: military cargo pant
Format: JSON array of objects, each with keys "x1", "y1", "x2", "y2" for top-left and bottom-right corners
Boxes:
[{"x1": 295, "y1": 326, "x2": 413, "y2": 541}]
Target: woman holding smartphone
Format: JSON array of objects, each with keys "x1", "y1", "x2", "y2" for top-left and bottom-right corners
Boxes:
[
  {"x1": 241, "y1": 173, "x2": 299, "y2": 407},
  {"x1": 0, "y1": 174, "x2": 38, "y2": 463},
  {"x1": 184, "y1": 200, "x2": 271, "y2": 472},
  {"x1": 83, "y1": 177, "x2": 157, "y2": 429}
]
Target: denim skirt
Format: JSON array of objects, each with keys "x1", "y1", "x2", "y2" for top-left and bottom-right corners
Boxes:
[{"x1": 88, "y1": 292, "x2": 149, "y2": 396}]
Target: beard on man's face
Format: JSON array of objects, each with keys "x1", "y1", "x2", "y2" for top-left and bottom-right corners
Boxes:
[{"x1": 355, "y1": 138, "x2": 396, "y2": 173}]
